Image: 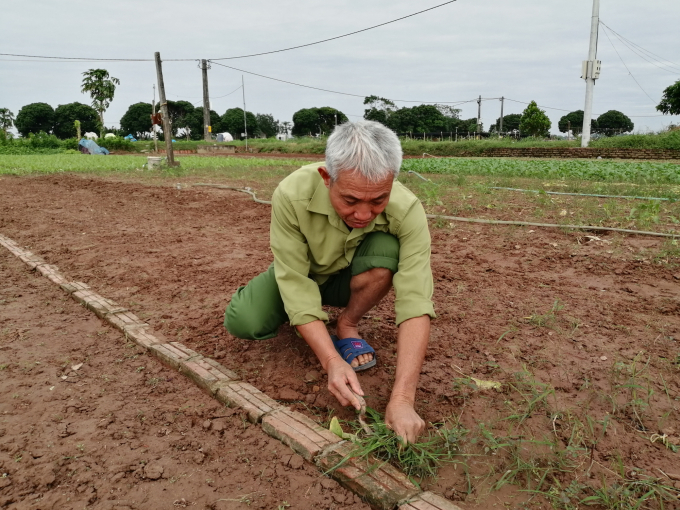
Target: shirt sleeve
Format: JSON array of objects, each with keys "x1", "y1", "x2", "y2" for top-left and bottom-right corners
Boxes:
[
  {"x1": 270, "y1": 187, "x2": 329, "y2": 326},
  {"x1": 392, "y1": 200, "x2": 436, "y2": 325}
]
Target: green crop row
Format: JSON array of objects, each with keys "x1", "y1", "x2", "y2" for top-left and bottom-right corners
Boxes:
[
  {"x1": 0, "y1": 154, "x2": 309, "y2": 175},
  {"x1": 401, "y1": 157, "x2": 680, "y2": 184}
]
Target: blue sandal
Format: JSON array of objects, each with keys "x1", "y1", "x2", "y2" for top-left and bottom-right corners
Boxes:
[{"x1": 331, "y1": 335, "x2": 377, "y2": 372}]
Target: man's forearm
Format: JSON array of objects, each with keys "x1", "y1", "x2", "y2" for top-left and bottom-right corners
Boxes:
[
  {"x1": 390, "y1": 315, "x2": 430, "y2": 405},
  {"x1": 296, "y1": 320, "x2": 339, "y2": 370},
  {"x1": 296, "y1": 320, "x2": 364, "y2": 409}
]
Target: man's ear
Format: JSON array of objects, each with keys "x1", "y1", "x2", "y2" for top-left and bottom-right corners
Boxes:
[{"x1": 318, "y1": 166, "x2": 332, "y2": 189}]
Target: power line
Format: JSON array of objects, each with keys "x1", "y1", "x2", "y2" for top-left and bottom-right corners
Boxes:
[
  {"x1": 0, "y1": 2, "x2": 456, "y2": 64},
  {"x1": 503, "y1": 98, "x2": 668, "y2": 119},
  {"x1": 600, "y1": 25, "x2": 657, "y2": 105},
  {"x1": 599, "y1": 21, "x2": 680, "y2": 74},
  {"x1": 210, "y1": 1, "x2": 456, "y2": 60},
  {"x1": 208, "y1": 60, "x2": 478, "y2": 104}
]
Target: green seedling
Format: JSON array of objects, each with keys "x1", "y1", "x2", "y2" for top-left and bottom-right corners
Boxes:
[{"x1": 330, "y1": 408, "x2": 463, "y2": 479}]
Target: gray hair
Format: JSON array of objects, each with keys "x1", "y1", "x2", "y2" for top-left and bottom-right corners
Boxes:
[{"x1": 325, "y1": 120, "x2": 402, "y2": 182}]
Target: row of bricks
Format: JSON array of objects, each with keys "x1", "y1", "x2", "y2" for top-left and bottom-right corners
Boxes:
[{"x1": 0, "y1": 233, "x2": 462, "y2": 510}]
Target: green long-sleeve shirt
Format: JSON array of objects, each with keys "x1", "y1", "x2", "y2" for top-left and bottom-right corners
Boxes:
[{"x1": 270, "y1": 162, "x2": 435, "y2": 327}]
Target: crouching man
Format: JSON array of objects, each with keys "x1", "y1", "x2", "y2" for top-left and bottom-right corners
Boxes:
[{"x1": 225, "y1": 120, "x2": 435, "y2": 443}]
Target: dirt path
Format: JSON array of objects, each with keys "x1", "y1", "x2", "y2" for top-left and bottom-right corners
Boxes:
[
  {"x1": 1, "y1": 173, "x2": 679, "y2": 507},
  {"x1": 0, "y1": 249, "x2": 367, "y2": 509}
]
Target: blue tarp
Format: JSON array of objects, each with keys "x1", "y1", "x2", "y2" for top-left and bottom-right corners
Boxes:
[
  {"x1": 124, "y1": 134, "x2": 137, "y2": 142},
  {"x1": 78, "y1": 139, "x2": 110, "y2": 155}
]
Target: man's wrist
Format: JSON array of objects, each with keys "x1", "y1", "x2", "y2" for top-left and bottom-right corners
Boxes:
[{"x1": 388, "y1": 392, "x2": 416, "y2": 408}]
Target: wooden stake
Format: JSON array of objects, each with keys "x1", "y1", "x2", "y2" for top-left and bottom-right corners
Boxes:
[
  {"x1": 202, "y1": 60, "x2": 211, "y2": 142},
  {"x1": 154, "y1": 52, "x2": 177, "y2": 166}
]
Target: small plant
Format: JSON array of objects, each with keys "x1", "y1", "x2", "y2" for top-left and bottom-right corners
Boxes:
[
  {"x1": 525, "y1": 299, "x2": 563, "y2": 328},
  {"x1": 332, "y1": 408, "x2": 463, "y2": 479}
]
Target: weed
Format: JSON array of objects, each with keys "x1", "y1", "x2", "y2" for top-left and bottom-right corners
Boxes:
[
  {"x1": 526, "y1": 299, "x2": 564, "y2": 328},
  {"x1": 333, "y1": 408, "x2": 464, "y2": 479}
]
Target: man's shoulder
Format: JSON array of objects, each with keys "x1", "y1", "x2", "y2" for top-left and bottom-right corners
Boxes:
[
  {"x1": 276, "y1": 162, "x2": 325, "y2": 201},
  {"x1": 385, "y1": 180, "x2": 421, "y2": 220}
]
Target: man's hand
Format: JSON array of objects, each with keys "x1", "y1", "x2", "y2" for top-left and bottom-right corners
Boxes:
[
  {"x1": 385, "y1": 399, "x2": 425, "y2": 444},
  {"x1": 326, "y1": 356, "x2": 364, "y2": 411}
]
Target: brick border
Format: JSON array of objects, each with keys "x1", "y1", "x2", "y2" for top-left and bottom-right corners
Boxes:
[{"x1": 0, "y1": 233, "x2": 463, "y2": 510}]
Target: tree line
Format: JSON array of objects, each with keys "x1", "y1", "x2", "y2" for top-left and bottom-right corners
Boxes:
[{"x1": 2, "y1": 68, "x2": 679, "y2": 140}]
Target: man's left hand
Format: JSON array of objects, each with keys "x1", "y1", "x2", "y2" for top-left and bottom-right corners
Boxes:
[{"x1": 384, "y1": 399, "x2": 425, "y2": 444}]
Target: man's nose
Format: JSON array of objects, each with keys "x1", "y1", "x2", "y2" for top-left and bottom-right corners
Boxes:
[{"x1": 354, "y1": 206, "x2": 372, "y2": 221}]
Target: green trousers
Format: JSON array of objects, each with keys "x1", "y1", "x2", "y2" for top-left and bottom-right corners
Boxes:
[{"x1": 224, "y1": 232, "x2": 399, "y2": 340}]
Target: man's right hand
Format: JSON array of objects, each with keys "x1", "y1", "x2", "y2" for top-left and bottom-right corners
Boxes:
[{"x1": 326, "y1": 356, "x2": 364, "y2": 410}]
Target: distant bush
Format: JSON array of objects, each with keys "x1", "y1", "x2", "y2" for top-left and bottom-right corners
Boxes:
[
  {"x1": 97, "y1": 136, "x2": 135, "y2": 152},
  {"x1": 589, "y1": 130, "x2": 680, "y2": 149}
]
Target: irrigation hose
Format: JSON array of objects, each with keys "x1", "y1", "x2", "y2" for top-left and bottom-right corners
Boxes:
[
  {"x1": 489, "y1": 187, "x2": 672, "y2": 201},
  {"x1": 192, "y1": 183, "x2": 679, "y2": 239},
  {"x1": 408, "y1": 170, "x2": 675, "y2": 202}
]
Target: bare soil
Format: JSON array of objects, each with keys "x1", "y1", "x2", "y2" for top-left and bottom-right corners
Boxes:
[{"x1": 1, "y1": 172, "x2": 679, "y2": 509}]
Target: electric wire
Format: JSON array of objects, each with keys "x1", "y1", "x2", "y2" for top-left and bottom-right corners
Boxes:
[
  {"x1": 599, "y1": 21, "x2": 680, "y2": 74},
  {"x1": 0, "y1": 1, "x2": 456, "y2": 63},
  {"x1": 209, "y1": 1, "x2": 456, "y2": 60},
  {"x1": 208, "y1": 60, "x2": 478, "y2": 104},
  {"x1": 600, "y1": 25, "x2": 657, "y2": 104}
]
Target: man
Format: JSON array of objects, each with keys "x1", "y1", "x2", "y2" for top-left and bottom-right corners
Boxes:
[{"x1": 225, "y1": 120, "x2": 435, "y2": 443}]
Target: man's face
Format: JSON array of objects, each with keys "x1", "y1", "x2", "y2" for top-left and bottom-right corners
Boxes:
[{"x1": 318, "y1": 167, "x2": 394, "y2": 229}]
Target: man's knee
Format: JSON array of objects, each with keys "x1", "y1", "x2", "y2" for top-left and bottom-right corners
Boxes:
[
  {"x1": 361, "y1": 232, "x2": 399, "y2": 261},
  {"x1": 224, "y1": 294, "x2": 280, "y2": 340}
]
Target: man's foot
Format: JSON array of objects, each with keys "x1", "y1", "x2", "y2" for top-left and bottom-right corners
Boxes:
[
  {"x1": 336, "y1": 314, "x2": 374, "y2": 369},
  {"x1": 331, "y1": 334, "x2": 376, "y2": 371}
]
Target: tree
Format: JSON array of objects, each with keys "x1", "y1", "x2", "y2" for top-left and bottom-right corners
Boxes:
[
  {"x1": 389, "y1": 104, "x2": 449, "y2": 134},
  {"x1": 657, "y1": 79, "x2": 680, "y2": 115},
  {"x1": 15, "y1": 103, "x2": 55, "y2": 137},
  {"x1": 185, "y1": 107, "x2": 222, "y2": 140},
  {"x1": 363, "y1": 95, "x2": 397, "y2": 126},
  {"x1": 291, "y1": 107, "x2": 347, "y2": 136},
  {"x1": 491, "y1": 113, "x2": 521, "y2": 133},
  {"x1": 255, "y1": 113, "x2": 280, "y2": 138},
  {"x1": 557, "y1": 110, "x2": 595, "y2": 135},
  {"x1": 519, "y1": 101, "x2": 551, "y2": 137},
  {"x1": 81, "y1": 69, "x2": 120, "y2": 136},
  {"x1": 163, "y1": 100, "x2": 195, "y2": 138},
  {"x1": 595, "y1": 110, "x2": 634, "y2": 135},
  {"x1": 120, "y1": 102, "x2": 153, "y2": 138},
  {"x1": 52, "y1": 102, "x2": 99, "y2": 139},
  {"x1": 0, "y1": 108, "x2": 14, "y2": 135},
  {"x1": 221, "y1": 108, "x2": 258, "y2": 139}
]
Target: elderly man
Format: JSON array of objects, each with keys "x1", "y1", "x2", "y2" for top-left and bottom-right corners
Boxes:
[{"x1": 225, "y1": 120, "x2": 434, "y2": 443}]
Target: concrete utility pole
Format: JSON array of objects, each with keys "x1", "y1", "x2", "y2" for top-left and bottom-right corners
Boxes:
[
  {"x1": 201, "y1": 60, "x2": 211, "y2": 142},
  {"x1": 154, "y1": 52, "x2": 177, "y2": 166},
  {"x1": 476, "y1": 95, "x2": 482, "y2": 136},
  {"x1": 499, "y1": 96, "x2": 505, "y2": 137},
  {"x1": 581, "y1": 0, "x2": 601, "y2": 147}
]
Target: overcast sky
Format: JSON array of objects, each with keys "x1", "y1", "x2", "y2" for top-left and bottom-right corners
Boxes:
[{"x1": 1, "y1": 0, "x2": 679, "y2": 135}]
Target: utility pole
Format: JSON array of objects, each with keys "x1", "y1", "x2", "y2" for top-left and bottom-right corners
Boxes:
[
  {"x1": 154, "y1": 52, "x2": 177, "y2": 166},
  {"x1": 581, "y1": 0, "x2": 601, "y2": 147},
  {"x1": 152, "y1": 85, "x2": 158, "y2": 153},
  {"x1": 201, "y1": 60, "x2": 211, "y2": 142},
  {"x1": 499, "y1": 96, "x2": 505, "y2": 138},
  {"x1": 477, "y1": 95, "x2": 482, "y2": 137},
  {"x1": 241, "y1": 75, "x2": 248, "y2": 151}
]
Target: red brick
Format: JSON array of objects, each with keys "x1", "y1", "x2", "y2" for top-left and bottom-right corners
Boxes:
[
  {"x1": 18, "y1": 252, "x2": 46, "y2": 269},
  {"x1": 35, "y1": 264, "x2": 69, "y2": 285},
  {"x1": 149, "y1": 342, "x2": 201, "y2": 369},
  {"x1": 262, "y1": 408, "x2": 340, "y2": 461},
  {"x1": 399, "y1": 492, "x2": 465, "y2": 510},
  {"x1": 316, "y1": 442, "x2": 420, "y2": 510},
  {"x1": 123, "y1": 327, "x2": 163, "y2": 348},
  {"x1": 179, "y1": 358, "x2": 239, "y2": 393},
  {"x1": 215, "y1": 382, "x2": 280, "y2": 423},
  {"x1": 106, "y1": 310, "x2": 148, "y2": 332},
  {"x1": 60, "y1": 281, "x2": 90, "y2": 294}
]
